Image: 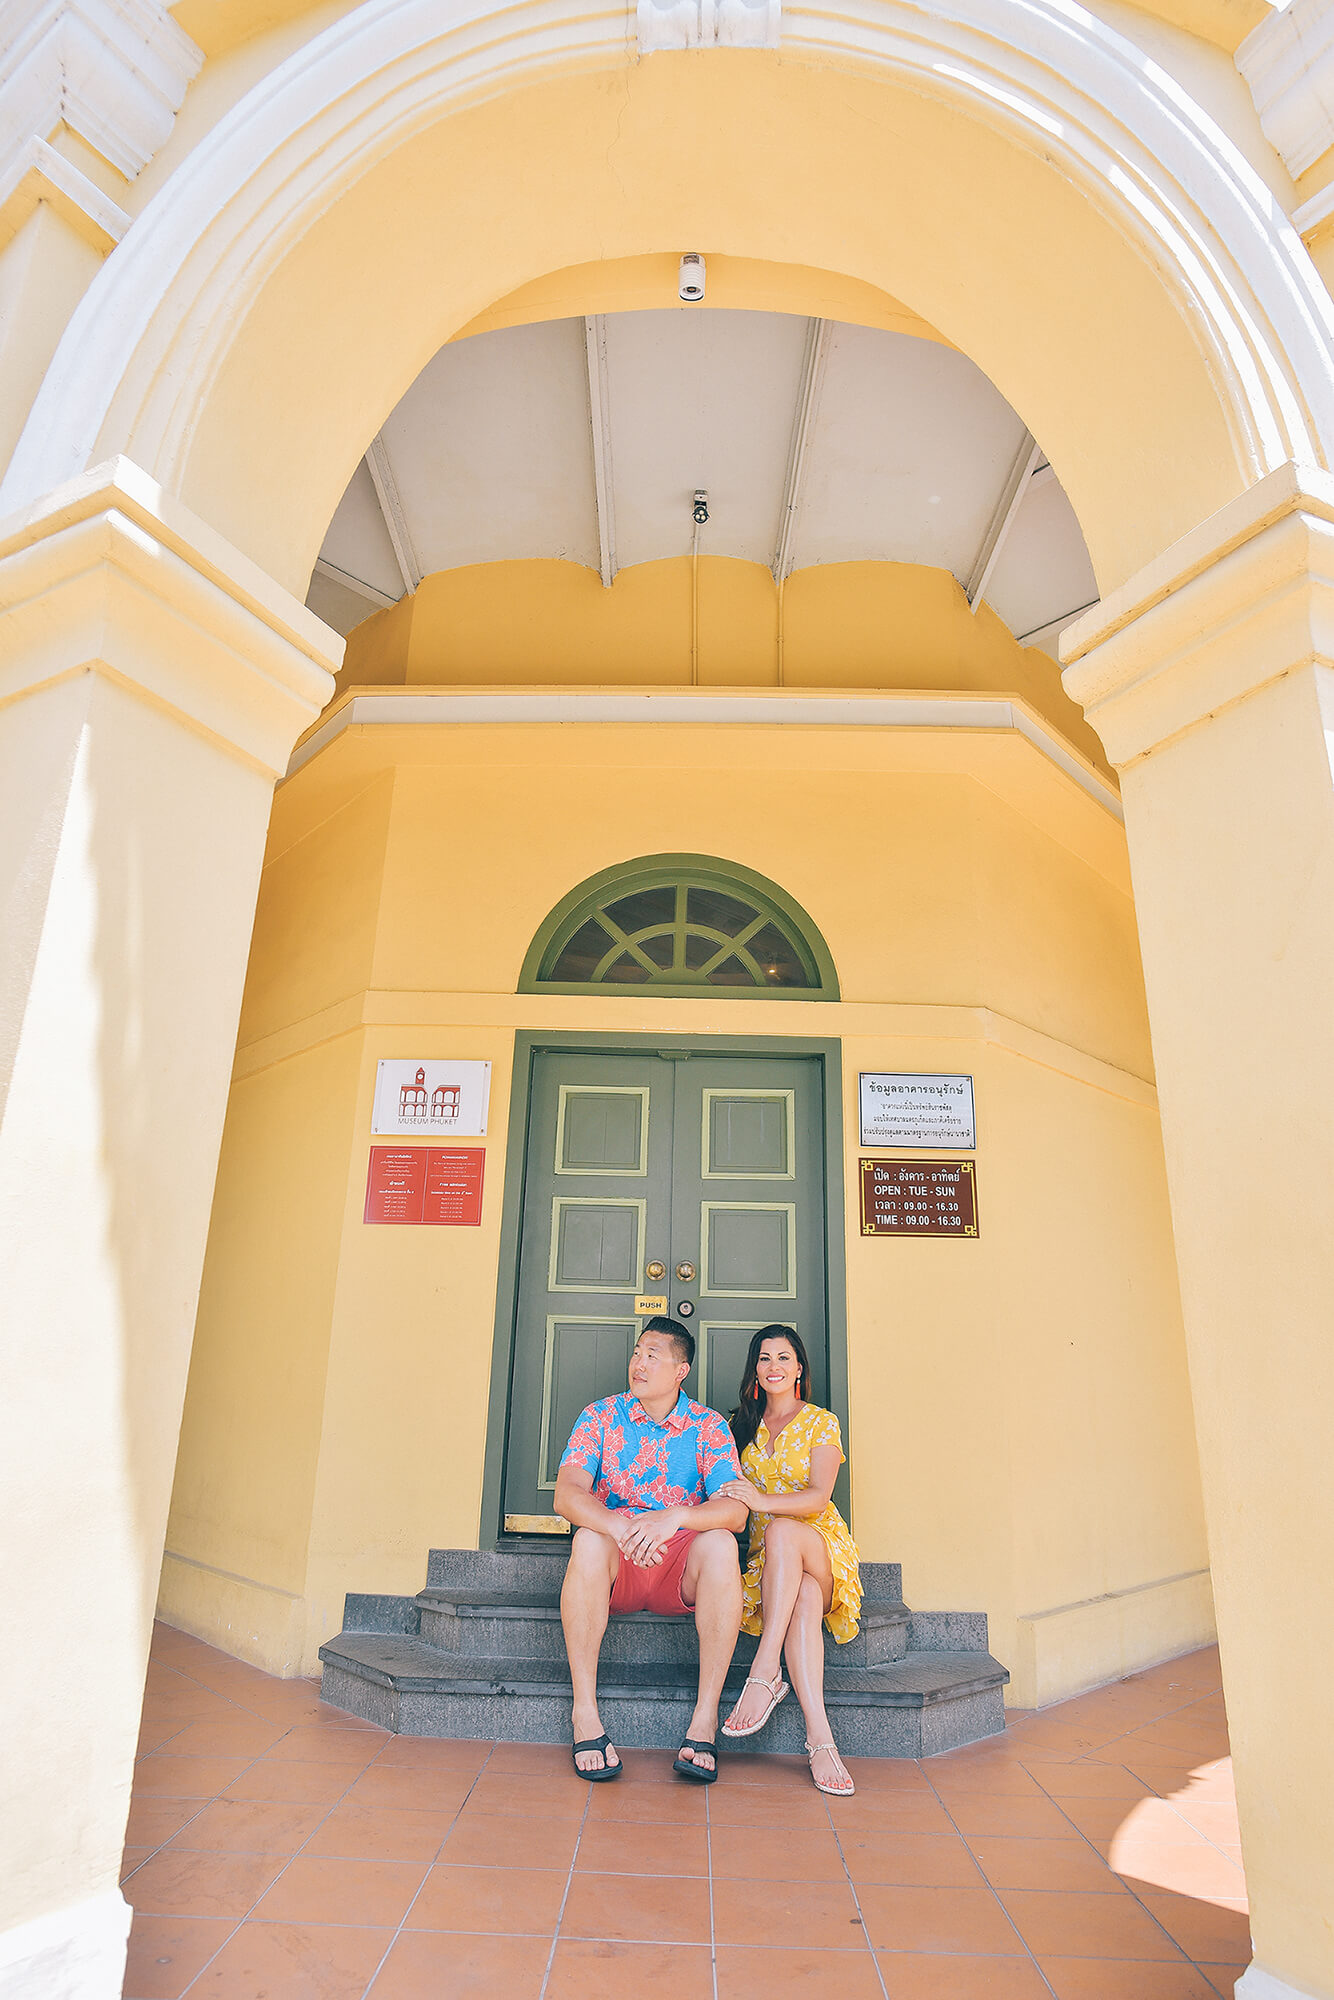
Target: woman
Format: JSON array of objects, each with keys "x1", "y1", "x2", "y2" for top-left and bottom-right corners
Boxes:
[{"x1": 717, "y1": 1325, "x2": 861, "y2": 1796}]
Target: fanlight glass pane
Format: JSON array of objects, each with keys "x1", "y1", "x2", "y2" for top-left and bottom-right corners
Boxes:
[
  {"x1": 604, "y1": 887, "x2": 677, "y2": 932},
  {"x1": 539, "y1": 871, "x2": 824, "y2": 993},
  {"x1": 688, "y1": 886, "x2": 759, "y2": 937}
]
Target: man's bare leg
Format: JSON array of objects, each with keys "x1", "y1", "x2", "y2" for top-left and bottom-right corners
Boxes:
[
  {"x1": 561, "y1": 1527, "x2": 621, "y2": 1774},
  {"x1": 678, "y1": 1528, "x2": 743, "y2": 1775}
]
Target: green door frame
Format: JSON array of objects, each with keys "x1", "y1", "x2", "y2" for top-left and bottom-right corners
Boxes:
[{"x1": 479, "y1": 1031, "x2": 850, "y2": 1552}]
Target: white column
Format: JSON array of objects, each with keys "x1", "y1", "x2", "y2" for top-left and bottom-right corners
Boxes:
[
  {"x1": 0, "y1": 460, "x2": 336, "y2": 1999},
  {"x1": 1064, "y1": 463, "x2": 1334, "y2": 2000}
]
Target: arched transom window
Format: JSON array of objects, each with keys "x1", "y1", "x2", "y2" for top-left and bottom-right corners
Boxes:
[{"x1": 521, "y1": 857, "x2": 838, "y2": 999}]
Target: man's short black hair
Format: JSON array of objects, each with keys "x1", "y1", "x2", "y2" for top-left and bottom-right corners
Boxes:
[{"x1": 639, "y1": 1314, "x2": 695, "y2": 1370}]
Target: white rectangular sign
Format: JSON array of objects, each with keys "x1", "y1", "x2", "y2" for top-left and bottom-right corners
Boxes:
[
  {"x1": 372, "y1": 1060, "x2": 491, "y2": 1137},
  {"x1": 859, "y1": 1072, "x2": 975, "y2": 1150}
]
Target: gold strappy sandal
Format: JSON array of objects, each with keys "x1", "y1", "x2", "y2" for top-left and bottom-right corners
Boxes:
[
  {"x1": 721, "y1": 1673, "x2": 788, "y2": 1739},
  {"x1": 806, "y1": 1739, "x2": 855, "y2": 1795}
]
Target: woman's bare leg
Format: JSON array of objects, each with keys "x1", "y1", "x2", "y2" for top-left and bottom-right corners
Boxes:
[
  {"x1": 783, "y1": 1572, "x2": 853, "y2": 1793},
  {"x1": 725, "y1": 1519, "x2": 826, "y2": 1733}
]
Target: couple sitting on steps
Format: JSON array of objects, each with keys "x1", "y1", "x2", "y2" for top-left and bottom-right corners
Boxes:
[{"x1": 555, "y1": 1314, "x2": 863, "y2": 1796}]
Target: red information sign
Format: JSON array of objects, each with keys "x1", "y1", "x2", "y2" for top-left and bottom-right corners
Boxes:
[{"x1": 364, "y1": 1146, "x2": 485, "y2": 1225}]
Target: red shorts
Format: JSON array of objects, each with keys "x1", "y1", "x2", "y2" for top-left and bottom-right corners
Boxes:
[{"x1": 609, "y1": 1529, "x2": 698, "y2": 1617}]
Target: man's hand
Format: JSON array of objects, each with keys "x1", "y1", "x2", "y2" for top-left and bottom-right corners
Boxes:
[
  {"x1": 616, "y1": 1507, "x2": 682, "y2": 1567},
  {"x1": 717, "y1": 1477, "x2": 769, "y2": 1514}
]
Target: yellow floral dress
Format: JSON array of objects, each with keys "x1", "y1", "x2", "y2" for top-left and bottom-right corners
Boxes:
[{"x1": 739, "y1": 1404, "x2": 862, "y2": 1643}]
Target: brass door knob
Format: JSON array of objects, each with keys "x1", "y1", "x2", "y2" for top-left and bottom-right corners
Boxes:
[
  {"x1": 645, "y1": 1261, "x2": 666, "y2": 1281},
  {"x1": 676, "y1": 1261, "x2": 696, "y2": 1281}
]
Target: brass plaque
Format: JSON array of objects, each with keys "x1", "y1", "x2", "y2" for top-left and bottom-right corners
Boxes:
[
  {"x1": 634, "y1": 1293, "x2": 668, "y2": 1314},
  {"x1": 504, "y1": 1513, "x2": 571, "y2": 1535},
  {"x1": 859, "y1": 1158, "x2": 978, "y2": 1237}
]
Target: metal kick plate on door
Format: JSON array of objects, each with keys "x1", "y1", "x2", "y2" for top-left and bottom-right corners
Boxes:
[
  {"x1": 505, "y1": 1514, "x2": 571, "y2": 1535},
  {"x1": 635, "y1": 1294, "x2": 668, "y2": 1315}
]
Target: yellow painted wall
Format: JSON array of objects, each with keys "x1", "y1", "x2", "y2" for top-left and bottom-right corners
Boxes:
[
  {"x1": 164, "y1": 705, "x2": 1210, "y2": 1709},
  {"x1": 340, "y1": 557, "x2": 1111, "y2": 778}
]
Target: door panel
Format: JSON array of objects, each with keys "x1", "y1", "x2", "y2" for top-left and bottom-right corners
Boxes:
[{"x1": 503, "y1": 1048, "x2": 829, "y2": 1532}]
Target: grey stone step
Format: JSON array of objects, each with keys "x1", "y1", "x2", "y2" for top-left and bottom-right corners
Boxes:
[
  {"x1": 423, "y1": 1546, "x2": 905, "y2": 1600},
  {"x1": 412, "y1": 1586, "x2": 911, "y2": 1667},
  {"x1": 318, "y1": 1629, "x2": 1008, "y2": 1760}
]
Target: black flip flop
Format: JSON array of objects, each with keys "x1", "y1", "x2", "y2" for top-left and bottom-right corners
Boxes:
[
  {"x1": 572, "y1": 1733, "x2": 622, "y2": 1782},
  {"x1": 673, "y1": 1737, "x2": 719, "y2": 1784}
]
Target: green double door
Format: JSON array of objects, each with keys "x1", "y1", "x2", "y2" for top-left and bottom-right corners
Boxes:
[{"x1": 502, "y1": 1049, "x2": 831, "y2": 1534}]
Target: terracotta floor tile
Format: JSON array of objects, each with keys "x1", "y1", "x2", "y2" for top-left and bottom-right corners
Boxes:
[
  {"x1": 438, "y1": 1809, "x2": 581, "y2": 1871},
  {"x1": 1135, "y1": 1890, "x2": 1251, "y2": 1962},
  {"x1": 120, "y1": 1848, "x2": 153, "y2": 1883},
  {"x1": 998, "y1": 1888, "x2": 1186, "y2": 1959},
  {"x1": 857, "y1": 1882, "x2": 1024, "y2": 1954},
  {"x1": 126, "y1": 1797, "x2": 210, "y2": 1849},
  {"x1": 343, "y1": 1765, "x2": 479, "y2": 1813},
  {"x1": 706, "y1": 1781, "x2": 833, "y2": 1830},
  {"x1": 165, "y1": 1798, "x2": 328, "y2": 1854},
  {"x1": 408, "y1": 1861, "x2": 567, "y2": 1934},
  {"x1": 1039, "y1": 1958, "x2": 1223, "y2": 1998},
  {"x1": 572, "y1": 1816, "x2": 707, "y2": 1876},
  {"x1": 546, "y1": 1938, "x2": 716, "y2": 1999},
  {"x1": 252, "y1": 1854, "x2": 430, "y2": 1926},
  {"x1": 1033, "y1": 1764, "x2": 1156, "y2": 1800},
  {"x1": 186, "y1": 1918, "x2": 393, "y2": 1998},
  {"x1": 368, "y1": 1928, "x2": 550, "y2": 1999},
  {"x1": 602, "y1": 1748, "x2": 680, "y2": 1785},
  {"x1": 486, "y1": 1740, "x2": 584, "y2": 1775},
  {"x1": 1171, "y1": 1800, "x2": 1242, "y2": 1845},
  {"x1": 708, "y1": 1823, "x2": 848, "y2": 1881},
  {"x1": 561, "y1": 1869, "x2": 712, "y2": 1943},
  {"x1": 876, "y1": 1954, "x2": 1054, "y2": 1998},
  {"x1": 1111, "y1": 1841, "x2": 1247, "y2": 1902},
  {"x1": 719, "y1": 1752, "x2": 810, "y2": 1789},
  {"x1": 137, "y1": 1721, "x2": 189, "y2": 1757},
  {"x1": 585, "y1": 1776, "x2": 709, "y2": 1824},
  {"x1": 831, "y1": 1794, "x2": 960, "y2": 1837},
  {"x1": 263, "y1": 1725, "x2": 387, "y2": 1768},
  {"x1": 841, "y1": 1757, "x2": 935, "y2": 1794},
  {"x1": 370, "y1": 1735, "x2": 491, "y2": 1771},
  {"x1": 133, "y1": 1756, "x2": 249, "y2": 1799},
  {"x1": 1199, "y1": 1963, "x2": 1249, "y2": 1995},
  {"x1": 1056, "y1": 1799, "x2": 1146, "y2": 1846},
  {"x1": 160, "y1": 1719, "x2": 286, "y2": 1760},
  {"x1": 716, "y1": 1944, "x2": 886, "y2": 1997},
  {"x1": 121, "y1": 1913, "x2": 235, "y2": 1999},
  {"x1": 123, "y1": 1847, "x2": 286, "y2": 1919},
  {"x1": 436, "y1": 1769, "x2": 579, "y2": 1819},
  {"x1": 943, "y1": 1795, "x2": 1082, "y2": 1840},
  {"x1": 223, "y1": 1759, "x2": 365, "y2": 1806},
  {"x1": 930, "y1": 1759, "x2": 1047, "y2": 1798},
  {"x1": 305, "y1": 1802, "x2": 460, "y2": 1863},
  {"x1": 840, "y1": 1829, "x2": 984, "y2": 1888},
  {"x1": 712, "y1": 1875, "x2": 864, "y2": 1948},
  {"x1": 969, "y1": 1836, "x2": 1126, "y2": 1892}
]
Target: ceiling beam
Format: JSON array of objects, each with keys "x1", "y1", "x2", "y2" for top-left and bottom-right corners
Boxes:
[
  {"x1": 312, "y1": 557, "x2": 400, "y2": 610},
  {"x1": 364, "y1": 432, "x2": 422, "y2": 595},
  {"x1": 584, "y1": 314, "x2": 618, "y2": 589},
  {"x1": 772, "y1": 317, "x2": 830, "y2": 583},
  {"x1": 1015, "y1": 599, "x2": 1100, "y2": 649},
  {"x1": 967, "y1": 432, "x2": 1044, "y2": 613}
]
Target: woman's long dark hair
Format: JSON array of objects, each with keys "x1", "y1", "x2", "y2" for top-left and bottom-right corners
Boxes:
[{"x1": 729, "y1": 1324, "x2": 812, "y2": 1456}]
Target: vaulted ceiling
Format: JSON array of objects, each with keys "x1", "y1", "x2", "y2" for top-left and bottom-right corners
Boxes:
[{"x1": 307, "y1": 309, "x2": 1098, "y2": 658}]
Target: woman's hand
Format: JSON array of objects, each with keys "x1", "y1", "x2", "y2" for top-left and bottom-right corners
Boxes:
[{"x1": 716, "y1": 1478, "x2": 769, "y2": 1513}]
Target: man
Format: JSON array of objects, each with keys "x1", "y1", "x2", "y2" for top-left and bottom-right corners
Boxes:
[{"x1": 554, "y1": 1316, "x2": 747, "y2": 1783}]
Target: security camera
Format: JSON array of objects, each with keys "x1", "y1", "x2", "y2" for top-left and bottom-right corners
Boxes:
[{"x1": 678, "y1": 252, "x2": 706, "y2": 303}]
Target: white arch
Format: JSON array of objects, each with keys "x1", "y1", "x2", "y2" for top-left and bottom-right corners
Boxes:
[{"x1": 5, "y1": 0, "x2": 1334, "y2": 518}]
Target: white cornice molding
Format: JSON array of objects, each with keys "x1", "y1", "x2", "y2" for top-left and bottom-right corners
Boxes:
[
  {"x1": 637, "y1": 0, "x2": 780, "y2": 51},
  {"x1": 0, "y1": 457, "x2": 338, "y2": 776},
  {"x1": 0, "y1": 0, "x2": 202, "y2": 189},
  {"x1": 0, "y1": 136, "x2": 130, "y2": 252},
  {"x1": 1237, "y1": 0, "x2": 1334, "y2": 182},
  {"x1": 284, "y1": 686, "x2": 1123, "y2": 817},
  {"x1": 1062, "y1": 460, "x2": 1334, "y2": 765}
]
